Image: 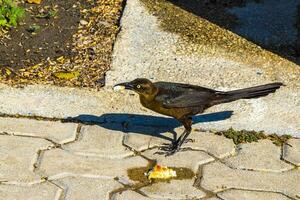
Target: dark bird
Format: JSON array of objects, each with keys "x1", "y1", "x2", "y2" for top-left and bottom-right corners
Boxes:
[{"x1": 114, "y1": 78, "x2": 283, "y2": 155}]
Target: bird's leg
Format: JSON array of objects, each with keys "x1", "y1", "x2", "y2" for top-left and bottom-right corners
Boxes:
[
  {"x1": 159, "y1": 117, "x2": 192, "y2": 156},
  {"x1": 161, "y1": 130, "x2": 186, "y2": 149},
  {"x1": 175, "y1": 125, "x2": 191, "y2": 149}
]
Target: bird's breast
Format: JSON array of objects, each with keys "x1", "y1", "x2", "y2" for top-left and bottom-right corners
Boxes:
[{"x1": 139, "y1": 96, "x2": 189, "y2": 119}]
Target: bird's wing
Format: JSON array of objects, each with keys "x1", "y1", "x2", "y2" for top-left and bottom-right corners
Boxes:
[{"x1": 154, "y1": 82, "x2": 221, "y2": 108}]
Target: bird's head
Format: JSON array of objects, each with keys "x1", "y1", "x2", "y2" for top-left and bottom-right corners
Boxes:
[{"x1": 114, "y1": 78, "x2": 157, "y2": 97}]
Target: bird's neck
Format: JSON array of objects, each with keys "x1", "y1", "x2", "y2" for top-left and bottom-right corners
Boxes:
[{"x1": 139, "y1": 86, "x2": 158, "y2": 102}]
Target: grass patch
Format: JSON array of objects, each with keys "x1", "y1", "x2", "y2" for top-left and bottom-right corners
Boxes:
[
  {"x1": 0, "y1": 0, "x2": 24, "y2": 28},
  {"x1": 215, "y1": 128, "x2": 292, "y2": 146}
]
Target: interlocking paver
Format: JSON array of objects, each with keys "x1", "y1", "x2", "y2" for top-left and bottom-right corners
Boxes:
[
  {"x1": 0, "y1": 135, "x2": 52, "y2": 183},
  {"x1": 123, "y1": 125, "x2": 174, "y2": 152},
  {"x1": 0, "y1": 182, "x2": 61, "y2": 200},
  {"x1": 225, "y1": 140, "x2": 293, "y2": 172},
  {"x1": 218, "y1": 189, "x2": 290, "y2": 200},
  {"x1": 182, "y1": 130, "x2": 236, "y2": 158},
  {"x1": 64, "y1": 125, "x2": 133, "y2": 158},
  {"x1": 142, "y1": 148, "x2": 214, "y2": 173},
  {"x1": 38, "y1": 148, "x2": 148, "y2": 180},
  {"x1": 201, "y1": 161, "x2": 300, "y2": 199},
  {"x1": 124, "y1": 133, "x2": 154, "y2": 151},
  {"x1": 140, "y1": 180, "x2": 206, "y2": 199},
  {"x1": 283, "y1": 139, "x2": 300, "y2": 166},
  {"x1": 54, "y1": 177, "x2": 122, "y2": 200},
  {"x1": 114, "y1": 190, "x2": 158, "y2": 200},
  {"x1": 0, "y1": 117, "x2": 77, "y2": 144}
]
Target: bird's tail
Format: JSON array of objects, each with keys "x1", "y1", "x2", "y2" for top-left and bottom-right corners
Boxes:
[{"x1": 211, "y1": 82, "x2": 284, "y2": 105}]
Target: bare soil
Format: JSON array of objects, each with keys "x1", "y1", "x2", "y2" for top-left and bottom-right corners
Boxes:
[
  {"x1": 0, "y1": 0, "x2": 125, "y2": 89},
  {"x1": 0, "y1": 0, "x2": 86, "y2": 69}
]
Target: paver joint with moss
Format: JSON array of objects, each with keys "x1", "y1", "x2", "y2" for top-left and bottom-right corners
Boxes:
[{"x1": 215, "y1": 128, "x2": 292, "y2": 146}]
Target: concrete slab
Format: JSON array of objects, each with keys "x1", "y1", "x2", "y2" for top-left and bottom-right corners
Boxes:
[
  {"x1": 225, "y1": 140, "x2": 293, "y2": 172},
  {"x1": 38, "y1": 149, "x2": 148, "y2": 180},
  {"x1": 107, "y1": 0, "x2": 300, "y2": 137},
  {"x1": 140, "y1": 180, "x2": 206, "y2": 199},
  {"x1": 227, "y1": 0, "x2": 299, "y2": 46},
  {"x1": 283, "y1": 139, "x2": 300, "y2": 166},
  {"x1": 218, "y1": 189, "x2": 290, "y2": 200},
  {"x1": 0, "y1": 182, "x2": 61, "y2": 200},
  {"x1": 181, "y1": 130, "x2": 236, "y2": 158},
  {"x1": 0, "y1": 135, "x2": 52, "y2": 184},
  {"x1": 201, "y1": 161, "x2": 300, "y2": 199},
  {"x1": 63, "y1": 124, "x2": 133, "y2": 158},
  {"x1": 114, "y1": 190, "x2": 158, "y2": 200},
  {"x1": 142, "y1": 148, "x2": 214, "y2": 173},
  {"x1": 0, "y1": 117, "x2": 77, "y2": 144},
  {"x1": 54, "y1": 177, "x2": 122, "y2": 200}
]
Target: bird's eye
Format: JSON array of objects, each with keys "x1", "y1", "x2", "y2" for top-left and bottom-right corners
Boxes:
[{"x1": 137, "y1": 85, "x2": 141, "y2": 89}]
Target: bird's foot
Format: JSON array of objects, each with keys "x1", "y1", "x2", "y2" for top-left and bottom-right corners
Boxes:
[
  {"x1": 157, "y1": 142, "x2": 181, "y2": 156},
  {"x1": 159, "y1": 141, "x2": 177, "y2": 151},
  {"x1": 160, "y1": 138, "x2": 193, "y2": 147},
  {"x1": 183, "y1": 138, "x2": 195, "y2": 144}
]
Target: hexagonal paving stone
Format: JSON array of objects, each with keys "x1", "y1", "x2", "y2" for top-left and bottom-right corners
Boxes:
[
  {"x1": 0, "y1": 182, "x2": 61, "y2": 200},
  {"x1": 140, "y1": 180, "x2": 206, "y2": 199},
  {"x1": 124, "y1": 133, "x2": 153, "y2": 151},
  {"x1": 283, "y1": 139, "x2": 300, "y2": 166},
  {"x1": 142, "y1": 148, "x2": 214, "y2": 173},
  {"x1": 64, "y1": 125, "x2": 133, "y2": 158},
  {"x1": 182, "y1": 130, "x2": 236, "y2": 158},
  {"x1": 123, "y1": 126, "x2": 174, "y2": 152},
  {"x1": 54, "y1": 177, "x2": 122, "y2": 200},
  {"x1": 38, "y1": 149, "x2": 148, "y2": 180},
  {"x1": 0, "y1": 135, "x2": 53, "y2": 183},
  {"x1": 0, "y1": 117, "x2": 77, "y2": 144},
  {"x1": 218, "y1": 189, "x2": 290, "y2": 200},
  {"x1": 114, "y1": 190, "x2": 158, "y2": 200},
  {"x1": 201, "y1": 161, "x2": 300, "y2": 199},
  {"x1": 225, "y1": 140, "x2": 293, "y2": 172}
]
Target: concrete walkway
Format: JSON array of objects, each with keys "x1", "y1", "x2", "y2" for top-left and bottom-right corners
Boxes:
[
  {"x1": 0, "y1": 117, "x2": 299, "y2": 199},
  {"x1": 0, "y1": 0, "x2": 300, "y2": 199}
]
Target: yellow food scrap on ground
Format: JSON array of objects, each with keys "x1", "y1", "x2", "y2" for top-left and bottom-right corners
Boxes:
[
  {"x1": 26, "y1": 0, "x2": 42, "y2": 4},
  {"x1": 53, "y1": 71, "x2": 80, "y2": 80},
  {"x1": 146, "y1": 164, "x2": 177, "y2": 180}
]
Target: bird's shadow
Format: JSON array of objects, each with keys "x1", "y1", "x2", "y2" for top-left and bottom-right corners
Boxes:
[{"x1": 63, "y1": 111, "x2": 233, "y2": 142}]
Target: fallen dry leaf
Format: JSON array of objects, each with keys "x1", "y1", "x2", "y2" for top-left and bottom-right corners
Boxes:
[
  {"x1": 26, "y1": 0, "x2": 42, "y2": 4},
  {"x1": 53, "y1": 71, "x2": 80, "y2": 80}
]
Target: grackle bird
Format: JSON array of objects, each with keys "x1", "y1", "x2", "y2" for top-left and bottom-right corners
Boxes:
[{"x1": 114, "y1": 78, "x2": 283, "y2": 155}]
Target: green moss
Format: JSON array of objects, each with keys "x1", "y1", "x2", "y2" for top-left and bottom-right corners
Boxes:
[
  {"x1": 0, "y1": 0, "x2": 25, "y2": 28},
  {"x1": 215, "y1": 128, "x2": 292, "y2": 146}
]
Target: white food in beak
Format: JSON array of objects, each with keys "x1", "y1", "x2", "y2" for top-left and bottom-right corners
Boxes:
[{"x1": 113, "y1": 85, "x2": 126, "y2": 92}]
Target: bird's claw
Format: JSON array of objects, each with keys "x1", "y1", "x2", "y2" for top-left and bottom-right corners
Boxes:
[
  {"x1": 159, "y1": 142, "x2": 177, "y2": 151},
  {"x1": 157, "y1": 142, "x2": 180, "y2": 156},
  {"x1": 183, "y1": 138, "x2": 195, "y2": 143}
]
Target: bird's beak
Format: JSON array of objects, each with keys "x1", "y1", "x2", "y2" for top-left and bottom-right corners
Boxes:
[{"x1": 113, "y1": 82, "x2": 134, "y2": 92}]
